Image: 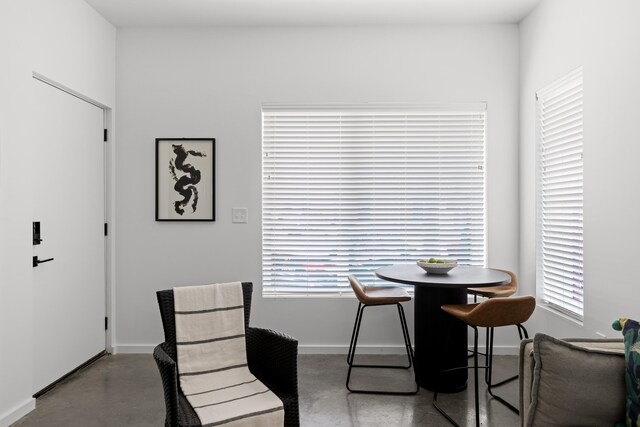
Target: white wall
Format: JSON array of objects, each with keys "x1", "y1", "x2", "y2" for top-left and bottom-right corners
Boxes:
[
  {"x1": 0, "y1": 1, "x2": 115, "y2": 424},
  {"x1": 31, "y1": 0, "x2": 116, "y2": 107},
  {"x1": 0, "y1": 2, "x2": 35, "y2": 424},
  {"x1": 519, "y1": 0, "x2": 640, "y2": 338},
  {"x1": 115, "y1": 25, "x2": 520, "y2": 353}
]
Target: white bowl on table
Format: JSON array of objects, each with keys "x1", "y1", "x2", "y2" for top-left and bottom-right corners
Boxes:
[{"x1": 417, "y1": 259, "x2": 458, "y2": 275}]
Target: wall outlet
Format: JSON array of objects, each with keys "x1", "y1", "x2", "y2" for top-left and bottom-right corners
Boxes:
[{"x1": 232, "y1": 207, "x2": 248, "y2": 223}]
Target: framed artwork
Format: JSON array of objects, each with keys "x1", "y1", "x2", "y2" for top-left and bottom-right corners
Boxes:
[{"x1": 155, "y1": 138, "x2": 215, "y2": 221}]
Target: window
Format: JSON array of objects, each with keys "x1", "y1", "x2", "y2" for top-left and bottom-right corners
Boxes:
[
  {"x1": 536, "y1": 68, "x2": 584, "y2": 319},
  {"x1": 262, "y1": 104, "x2": 486, "y2": 296}
]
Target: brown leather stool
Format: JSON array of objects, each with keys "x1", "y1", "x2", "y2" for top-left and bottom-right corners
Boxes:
[
  {"x1": 346, "y1": 275, "x2": 419, "y2": 395},
  {"x1": 433, "y1": 296, "x2": 536, "y2": 427},
  {"x1": 467, "y1": 269, "x2": 518, "y2": 301},
  {"x1": 467, "y1": 270, "x2": 519, "y2": 378}
]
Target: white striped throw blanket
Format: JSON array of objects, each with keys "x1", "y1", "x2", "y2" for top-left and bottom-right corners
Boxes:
[{"x1": 174, "y1": 282, "x2": 284, "y2": 427}]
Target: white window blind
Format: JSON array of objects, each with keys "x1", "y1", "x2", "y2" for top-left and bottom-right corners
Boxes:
[
  {"x1": 262, "y1": 104, "x2": 486, "y2": 296},
  {"x1": 536, "y1": 68, "x2": 584, "y2": 319}
]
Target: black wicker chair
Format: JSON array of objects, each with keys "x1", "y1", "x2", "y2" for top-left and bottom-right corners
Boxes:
[{"x1": 153, "y1": 282, "x2": 300, "y2": 427}]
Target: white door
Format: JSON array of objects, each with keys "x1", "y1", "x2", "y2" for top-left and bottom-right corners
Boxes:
[{"x1": 32, "y1": 79, "x2": 106, "y2": 393}]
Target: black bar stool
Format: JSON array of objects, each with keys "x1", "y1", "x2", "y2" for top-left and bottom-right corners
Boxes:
[
  {"x1": 433, "y1": 295, "x2": 536, "y2": 427},
  {"x1": 346, "y1": 274, "x2": 419, "y2": 395},
  {"x1": 467, "y1": 269, "x2": 521, "y2": 387}
]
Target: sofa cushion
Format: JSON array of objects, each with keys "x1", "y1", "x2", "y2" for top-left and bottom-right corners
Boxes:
[
  {"x1": 526, "y1": 333, "x2": 625, "y2": 427},
  {"x1": 613, "y1": 318, "x2": 640, "y2": 427}
]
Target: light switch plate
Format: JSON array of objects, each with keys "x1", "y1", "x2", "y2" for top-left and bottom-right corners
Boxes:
[{"x1": 232, "y1": 207, "x2": 248, "y2": 223}]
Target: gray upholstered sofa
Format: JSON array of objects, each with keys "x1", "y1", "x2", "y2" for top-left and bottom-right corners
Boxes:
[{"x1": 519, "y1": 334, "x2": 626, "y2": 427}]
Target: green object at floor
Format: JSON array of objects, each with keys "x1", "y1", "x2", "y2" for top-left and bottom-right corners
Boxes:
[{"x1": 613, "y1": 318, "x2": 640, "y2": 427}]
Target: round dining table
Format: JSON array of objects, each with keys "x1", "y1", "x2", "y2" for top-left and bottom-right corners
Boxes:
[{"x1": 375, "y1": 264, "x2": 511, "y2": 392}]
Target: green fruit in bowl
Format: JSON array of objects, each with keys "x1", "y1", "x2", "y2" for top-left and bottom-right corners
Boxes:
[{"x1": 421, "y1": 258, "x2": 449, "y2": 264}]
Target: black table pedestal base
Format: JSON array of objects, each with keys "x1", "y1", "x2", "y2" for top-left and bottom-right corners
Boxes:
[{"x1": 413, "y1": 285, "x2": 468, "y2": 392}]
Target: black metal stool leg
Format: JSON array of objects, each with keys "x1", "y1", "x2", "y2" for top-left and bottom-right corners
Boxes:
[
  {"x1": 346, "y1": 302, "x2": 418, "y2": 395},
  {"x1": 397, "y1": 303, "x2": 414, "y2": 367},
  {"x1": 484, "y1": 326, "x2": 491, "y2": 383},
  {"x1": 473, "y1": 326, "x2": 480, "y2": 427},
  {"x1": 485, "y1": 326, "x2": 517, "y2": 387},
  {"x1": 347, "y1": 303, "x2": 364, "y2": 366},
  {"x1": 518, "y1": 323, "x2": 529, "y2": 339},
  {"x1": 397, "y1": 303, "x2": 419, "y2": 393},
  {"x1": 485, "y1": 324, "x2": 528, "y2": 414},
  {"x1": 467, "y1": 296, "x2": 486, "y2": 360},
  {"x1": 434, "y1": 322, "x2": 486, "y2": 427},
  {"x1": 433, "y1": 316, "x2": 461, "y2": 426},
  {"x1": 433, "y1": 391, "x2": 462, "y2": 427},
  {"x1": 346, "y1": 303, "x2": 365, "y2": 391}
]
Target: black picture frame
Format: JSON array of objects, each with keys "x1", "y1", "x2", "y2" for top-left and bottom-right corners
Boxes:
[{"x1": 155, "y1": 138, "x2": 215, "y2": 221}]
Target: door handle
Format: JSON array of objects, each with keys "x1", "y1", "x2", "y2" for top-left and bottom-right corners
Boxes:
[{"x1": 33, "y1": 256, "x2": 54, "y2": 268}]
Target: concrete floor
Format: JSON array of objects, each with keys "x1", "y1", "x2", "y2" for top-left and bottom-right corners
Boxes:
[{"x1": 12, "y1": 353, "x2": 520, "y2": 426}]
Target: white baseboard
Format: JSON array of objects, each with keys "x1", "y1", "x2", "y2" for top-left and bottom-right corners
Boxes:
[
  {"x1": 300, "y1": 345, "x2": 519, "y2": 355},
  {"x1": 299, "y1": 344, "x2": 407, "y2": 355},
  {"x1": 0, "y1": 398, "x2": 35, "y2": 427},
  {"x1": 469, "y1": 345, "x2": 519, "y2": 356},
  {"x1": 113, "y1": 344, "x2": 407, "y2": 355},
  {"x1": 113, "y1": 344, "x2": 519, "y2": 356}
]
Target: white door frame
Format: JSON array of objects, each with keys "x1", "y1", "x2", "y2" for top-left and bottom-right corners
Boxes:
[{"x1": 32, "y1": 72, "x2": 114, "y2": 353}]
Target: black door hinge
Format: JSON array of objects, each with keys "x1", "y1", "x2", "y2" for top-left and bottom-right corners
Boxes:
[
  {"x1": 103, "y1": 129, "x2": 108, "y2": 142},
  {"x1": 104, "y1": 223, "x2": 108, "y2": 236},
  {"x1": 105, "y1": 317, "x2": 108, "y2": 330}
]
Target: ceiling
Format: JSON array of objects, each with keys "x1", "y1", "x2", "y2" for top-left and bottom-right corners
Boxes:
[{"x1": 85, "y1": 0, "x2": 542, "y2": 28}]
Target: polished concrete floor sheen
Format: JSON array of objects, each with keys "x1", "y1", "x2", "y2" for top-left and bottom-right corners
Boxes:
[{"x1": 12, "y1": 354, "x2": 520, "y2": 426}]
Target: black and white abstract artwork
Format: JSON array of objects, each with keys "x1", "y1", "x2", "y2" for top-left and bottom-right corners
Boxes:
[{"x1": 156, "y1": 138, "x2": 215, "y2": 221}]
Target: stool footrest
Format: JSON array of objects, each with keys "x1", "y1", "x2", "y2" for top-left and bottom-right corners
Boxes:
[
  {"x1": 346, "y1": 386, "x2": 419, "y2": 396},
  {"x1": 349, "y1": 363, "x2": 411, "y2": 369}
]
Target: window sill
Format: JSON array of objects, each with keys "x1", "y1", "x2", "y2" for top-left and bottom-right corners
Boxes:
[{"x1": 537, "y1": 302, "x2": 584, "y2": 327}]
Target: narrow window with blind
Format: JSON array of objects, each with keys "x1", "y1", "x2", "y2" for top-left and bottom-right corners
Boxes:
[
  {"x1": 536, "y1": 68, "x2": 584, "y2": 319},
  {"x1": 262, "y1": 104, "x2": 486, "y2": 296}
]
